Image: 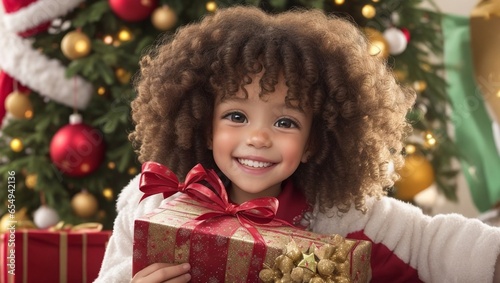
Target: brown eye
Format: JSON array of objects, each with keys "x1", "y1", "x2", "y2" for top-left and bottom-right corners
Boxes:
[
  {"x1": 223, "y1": 112, "x2": 247, "y2": 123},
  {"x1": 274, "y1": 118, "x2": 298, "y2": 128}
]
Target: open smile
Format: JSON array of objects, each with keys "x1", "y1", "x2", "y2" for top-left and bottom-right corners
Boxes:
[{"x1": 237, "y1": 158, "x2": 274, "y2": 168}]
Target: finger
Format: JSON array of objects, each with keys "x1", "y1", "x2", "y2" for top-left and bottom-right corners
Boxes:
[
  {"x1": 134, "y1": 263, "x2": 173, "y2": 278},
  {"x1": 153, "y1": 263, "x2": 191, "y2": 282},
  {"x1": 164, "y1": 272, "x2": 191, "y2": 283}
]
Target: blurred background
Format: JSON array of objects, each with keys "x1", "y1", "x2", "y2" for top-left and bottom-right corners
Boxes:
[{"x1": 0, "y1": 0, "x2": 499, "y2": 231}]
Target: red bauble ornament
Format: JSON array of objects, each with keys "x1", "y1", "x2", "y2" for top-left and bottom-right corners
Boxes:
[
  {"x1": 109, "y1": 0, "x2": 158, "y2": 22},
  {"x1": 50, "y1": 114, "x2": 105, "y2": 177}
]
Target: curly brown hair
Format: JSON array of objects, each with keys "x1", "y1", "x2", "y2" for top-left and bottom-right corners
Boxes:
[{"x1": 130, "y1": 6, "x2": 416, "y2": 213}]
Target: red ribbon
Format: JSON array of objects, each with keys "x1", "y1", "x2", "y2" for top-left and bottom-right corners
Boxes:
[
  {"x1": 140, "y1": 162, "x2": 292, "y2": 281},
  {"x1": 139, "y1": 162, "x2": 289, "y2": 227}
]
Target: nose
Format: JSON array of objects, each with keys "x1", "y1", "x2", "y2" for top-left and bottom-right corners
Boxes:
[{"x1": 247, "y1": 127, "x2": 272, "y2": 148}]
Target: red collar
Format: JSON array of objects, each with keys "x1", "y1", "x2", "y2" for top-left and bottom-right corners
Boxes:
[{"x1": 275, "y1": 180, "x2": 310, "y2": 228}]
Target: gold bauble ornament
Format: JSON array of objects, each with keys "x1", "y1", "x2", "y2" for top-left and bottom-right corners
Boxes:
[
  {"x1": 115, "y1": 68, "x2": 132, "y2": 85},
  {"x1": 0, "y1": 208, "x2": 35, "y2": 233},
  {"x1": 413, "y1": 80, "x2": 427, "y2": 93},
  {"x1": 10, "y1": 138, "x2": 24, "y2": 152},
  {"x1": 5, "y1": 91, "x2": 32, "y2": 119},
  {"x1": 151, "y1": 6, "x2": 178, "y2": 31},
  {"x1": 108, "y1": 161, "x2": 116, "y2": 169},
  {"x1": 102, "y1": 187, "x2": 114, "y2": 201},
  {"x1": 334, "y1": 0, "x2": 345, "y2": 5},
  {"x1": 395, "y1": 154, "x2": 435, "y2": 201},
  {"x1": 117, "y1": 27, "x2": 133, "y2": 42},
  {"x1": 25, "y1": 174, "x2": 37, "y2": 189},
  {"x1": 364, "y1": 28, "x2": 389, "y2": 59},
  {"x1": 71, "y1": 191, "x2": 99, "y2": 218},
  {"x1": 206, "y1": 1, "x2": 217, "y2": 12},
  {"x1": 361, "y1": 4, "x2": 376, "y2": 19},
  {"x1": 128, "y1": 167, "x2": 138, "y2": 175},
  {"x1": 97, "y1": 86, "x2": 107, "y2": 96},
  {"x1": 61, "y1": 30, "x2": 92, "y2": 60},
  {"x1": 470, "y1": 0, "x2": 500, "y2": 125}
]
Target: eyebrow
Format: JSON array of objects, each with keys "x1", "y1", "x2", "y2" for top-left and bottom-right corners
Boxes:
[{"x1": 218, "y1": 95, "x2": 307, "y2": 114}]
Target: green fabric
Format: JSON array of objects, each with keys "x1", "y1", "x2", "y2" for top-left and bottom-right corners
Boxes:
[{"x1": 442, "y1": 14, "x2": 500, "y2": 212}]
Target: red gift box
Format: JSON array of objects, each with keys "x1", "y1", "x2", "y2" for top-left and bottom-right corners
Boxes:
[
  {"x1": 0, "y1": 225, "x2": 111, "y2": 283},
  {"x1": 133, "y1": 194, "x2": 372, "y2": 282},
  {"x1": 133, "y1": 162, "x2": 372, "y2": 283}
]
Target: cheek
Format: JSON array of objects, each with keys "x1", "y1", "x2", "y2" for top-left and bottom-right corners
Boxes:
[
  {"x1": 278, "y1": 138, "x2": 308, "y2": 164},
  {"x1": 212, "y1": 127, "x2": 238, "y2": 153}
]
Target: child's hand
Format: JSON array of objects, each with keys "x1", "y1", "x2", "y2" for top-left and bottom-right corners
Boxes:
[{"x1": 131, "y1": 263, "x2": 191, "y2": 283}]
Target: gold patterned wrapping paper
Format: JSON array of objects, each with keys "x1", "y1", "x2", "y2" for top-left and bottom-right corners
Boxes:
[{"x1": 133, "y1": 194, "x2": 371, "y2": 283}]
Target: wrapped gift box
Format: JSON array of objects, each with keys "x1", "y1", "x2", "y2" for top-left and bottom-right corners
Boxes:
[
  {"x1": 133, "y1": 194, "x2": 371, "y2": 283},
  {"x1": 0, "y1": 227, "x2": 111, "y2": 283}
]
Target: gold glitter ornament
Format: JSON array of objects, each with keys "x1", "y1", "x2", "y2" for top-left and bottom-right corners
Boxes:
[
  {"x1": 335, "y1": 262, "x2": 349, "y2": 276},
  {"x1": 290, "y1": 267, "x2": 304, "y2": 282},
  {"x1": 334, "y1": 276, "x2": 350, "y2": 283},
  {"x1": 310, "y1": 277, "x2": 326, "y2": 283},
  {"x1": 333, "y1": 242, "x2": 353, "y2": 262},
  {"x1": 278, "y1": 255, "x2": 294, "y2": 274},
  {"x1": 315, "y1": 244, "x2": 335, "y2": 260},
  {"x1": 317, "y1": 259, "x2": 335, "y2": 276},
  {"x1": 258, "y1": 269, "x2": 276, "y2": 283},
  {"x1": 284, "y1": 240, "x2": 303, "y2": 262},
  {"x1": 279, "y1": 273, "x2": 293, "y2": 283},
  {"x1": 302, "y1": 268, "x2": 315, "y2": 282}
]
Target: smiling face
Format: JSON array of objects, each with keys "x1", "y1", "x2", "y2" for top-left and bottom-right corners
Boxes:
[{"x1": 211, "y1": 73, "x2": 312, "y2": 204}]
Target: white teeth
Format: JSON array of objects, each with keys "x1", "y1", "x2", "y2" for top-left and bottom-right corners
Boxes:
[{"x1": 238, "y1": 158, "x2": 272, "y2": 168}]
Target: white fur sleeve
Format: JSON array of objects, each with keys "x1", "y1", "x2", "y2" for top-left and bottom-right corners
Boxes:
[
  {"x1": 93, "y1": 175, "x2": 164, "y2": 283},
  {"x1": 312, "y1": 197, "x2": 500, "y2": 282}
]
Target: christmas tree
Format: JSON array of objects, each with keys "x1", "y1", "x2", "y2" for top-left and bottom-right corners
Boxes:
[{"x1": 0, "y1": 0, "x2": 457, "y2": 230}]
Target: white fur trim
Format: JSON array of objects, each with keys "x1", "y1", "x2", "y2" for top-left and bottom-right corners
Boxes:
[
  {"x1": 0, "y1": 11, "x2": 92, "y2": 109},
  {"x1": 1, "y1": 0, "x2": 84, "y2": 34},
  {"x1": 312, "y1": 196, "x2": 500, "y2": 282}
]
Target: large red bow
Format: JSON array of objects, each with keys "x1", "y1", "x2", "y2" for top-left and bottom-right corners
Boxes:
[{"x1": 139, "y1": 162, "x2": 282, "y2": 226}]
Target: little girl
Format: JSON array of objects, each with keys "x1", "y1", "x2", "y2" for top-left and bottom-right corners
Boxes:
[{"x1": 95, "y1": 6, "x2": 500, "y2": 283}]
